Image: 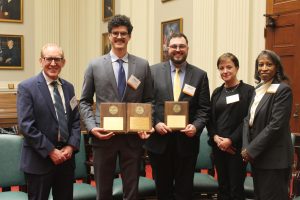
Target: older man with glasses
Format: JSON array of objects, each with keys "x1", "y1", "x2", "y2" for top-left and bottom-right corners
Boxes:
[{"x1": 17, "y1": 43, "x2": 81, "y2": 200}]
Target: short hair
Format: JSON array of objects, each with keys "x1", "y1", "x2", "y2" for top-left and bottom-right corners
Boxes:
[
  {"x1": 40, "y1": 43, "x2": 64, "y2": 58},
  {"x1": 108, "y1": 15, "x2": 133, "y2": 35},
  {"x1": 254, "y1": 50, "x2": 289, "y2": 83},
  {"x1": 217, "y1": 53, "x2": 239, "y2": 69},
  {"x1": 167, "y1": 32, "x2": 188, "y2": 47}
]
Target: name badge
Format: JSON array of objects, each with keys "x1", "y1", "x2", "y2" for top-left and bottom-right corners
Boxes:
[
  {"x1": 267, "y1": 84, "x2": 280, "y2": 93},
  {"x1": 70, "y1": 96, "x2": 78, "y2": 111},
  {"x1": 182, "y1": 84, "x2": 196, "y2": 97},
  {"x1": 127, "y1": 75, "x2": 141, "y2": 90},
  {"x1": 226, "y1": 94, "x2": 240, "y2": 104}
]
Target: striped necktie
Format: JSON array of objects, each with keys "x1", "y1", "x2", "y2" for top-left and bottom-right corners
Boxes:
[{"x1": 51, "y1": 81, "x2": 69, "y2": 142}]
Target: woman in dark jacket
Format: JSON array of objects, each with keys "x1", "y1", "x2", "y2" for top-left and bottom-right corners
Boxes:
[
  {"x1": 242, "y1": 50, "x2": 293, "y2": 200},
  {"x1": 208, "y1": 53, "x2": 254, "y2": 200}
]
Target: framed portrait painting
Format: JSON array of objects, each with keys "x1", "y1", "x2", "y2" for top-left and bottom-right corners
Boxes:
[
  {"x1": 0, "y1": 0, "x2": 23, "y2": 23},
  {"x1": 0, "y1": 34, "x2": 23, "y2": 70},
  {"x1": 161, "y1": 18, "x2": 183, "y2": 62},
  {"x1": 102, "y1": 0, "x2": 115, "y2": 21},
  {"x1": 102, "y1": 32, "x2": 111, "y2": 55}
]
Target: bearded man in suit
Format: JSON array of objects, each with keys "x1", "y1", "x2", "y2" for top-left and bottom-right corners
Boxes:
[{"x1": 144, "y1": 32, "x2": 210, "y2": 200}]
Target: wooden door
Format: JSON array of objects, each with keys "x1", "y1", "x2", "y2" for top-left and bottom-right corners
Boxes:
[{"x1": 266, "y1": 0, "x2": 300, "y2": 133}]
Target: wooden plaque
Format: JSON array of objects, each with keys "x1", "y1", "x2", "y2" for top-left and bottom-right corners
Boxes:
[
  {"x1": 164, "y1": 101, "x2": 189, "y2": 130},
  {"x1": 100, "y1": 103, "x2": 126, "y2": 132},
  {"x1": 127, "y1": 103, "x2": 152, "y2": 132}
]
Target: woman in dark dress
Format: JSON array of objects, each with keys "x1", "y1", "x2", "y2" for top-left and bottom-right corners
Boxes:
[{"x1": 208, "y1": 53, "x2": 254, "y2": 200}]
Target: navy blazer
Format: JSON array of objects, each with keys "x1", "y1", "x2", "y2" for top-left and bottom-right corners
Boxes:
[
  {"x1": 144, "y1": 61, "x2": 210, "y2": 156},
  {"x1": 17, "y1": 72, "x2": 81, "y2": 174},
  {"x1": 243, "y1": 80, "x2": 293, "y2": 169}
]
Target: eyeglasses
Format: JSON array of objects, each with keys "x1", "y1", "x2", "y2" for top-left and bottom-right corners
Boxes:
[
  {"x1": 43, "y1": 57, "x2": 64, "y2": 64},
  {"x1": 110, "y1": 31, "x2": 129, "y2": 38},
  {"x1": 168, "y1": 44, "x2": 187, "y2": 50}
]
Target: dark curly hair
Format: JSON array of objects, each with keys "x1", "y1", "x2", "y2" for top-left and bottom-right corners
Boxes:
[
  {"x1": 254, "y1": 50, "x2": 289, "y2": 83},
  {"x1": 108, "y1": 15, "x2": 133, "y2": 35}
]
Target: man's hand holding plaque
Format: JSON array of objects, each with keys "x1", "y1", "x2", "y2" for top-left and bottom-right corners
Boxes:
[{"x1": 164, "y1": 101, "x2": 189, "y2": 130}]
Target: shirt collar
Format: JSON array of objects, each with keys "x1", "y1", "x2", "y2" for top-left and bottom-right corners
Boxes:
[
  {"x1": 169, "y1": 60, "x2": 187, "y2": 73},
  {"x1": 110, "y1": 51, "x2": 129, "y2": 63},
  {"x1": 42, "y1": 71, "x2": 62, "y2": 86}
]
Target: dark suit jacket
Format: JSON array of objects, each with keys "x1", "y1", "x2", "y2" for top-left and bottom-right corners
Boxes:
[
  {"x1": 17, "y1": 72, "x2": 81, "y2": 174},
  {"x1": 144, "y1": 61, "x2": 210, "y2": 156},
  {"x1": 243, "y1": 80, "x2": 293, "y2": 169},
  {"x1": 208, "y1": 81, "x2": 254, "y2": 150},
  {"x1": 79, "y1": 53, "x2": 153, "y2": 147}
]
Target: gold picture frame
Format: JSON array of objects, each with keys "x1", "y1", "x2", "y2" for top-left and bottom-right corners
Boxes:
[
  {"x1": 102, "y1": 0, "x2": 115, "y2": 21},
  {"x1": 161, "y1": 18, "x2": 183, "y2": 62},
  {"x1": 102, "y1": 32, "x2": 111, "y2": 55},
  {"x1": 0, "y1": 0, "x2": 23, "y2": 23},
  {"x1": 0, "y1": 34, "x2": 24, "y2": 70}
]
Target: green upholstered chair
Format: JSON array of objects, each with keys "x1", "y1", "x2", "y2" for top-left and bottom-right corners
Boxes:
[
  {"x1": 73, "y1": 134, "x2": 97, "y2": 200},
  {"x1": 112, "y1": 156, "x2": 156, "y2": 200},
  {"x1": 193, "y1": 128, "x2": 218, "y2": 197},
  {"x1": 49, "y1": 133, "x2": 96, "y2": 200},
  {"x1": 0, "y1": 134, "x2": 28, "y2": 200}
]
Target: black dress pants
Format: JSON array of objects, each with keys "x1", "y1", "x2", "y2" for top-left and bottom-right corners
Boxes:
[{"x1": 213, "y1": 147, "x2": 246, "y2": 200}]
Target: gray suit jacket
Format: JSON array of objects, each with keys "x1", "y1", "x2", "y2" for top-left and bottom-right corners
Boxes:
[
  {"x1": 79, "y1": 53, "x2": 153, "y2": 147},
  {"x1": 144, "y1": 61, "x2": 210, "y2": 156},
  {"x1": 243, "y1": 80, "x2": 293, "y2": 169}
]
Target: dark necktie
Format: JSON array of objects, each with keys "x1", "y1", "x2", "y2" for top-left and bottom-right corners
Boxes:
[
  {"x1": 117, "y1": 59, "x2": 126, "y2": 100},
  {"x1": 51, "y1": 81, "x2": 69, "y2": 142}
]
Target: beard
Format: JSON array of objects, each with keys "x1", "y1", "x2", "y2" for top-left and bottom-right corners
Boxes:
[{"x1": 170, "y1": 54, "x2": 188, "y2": 65}]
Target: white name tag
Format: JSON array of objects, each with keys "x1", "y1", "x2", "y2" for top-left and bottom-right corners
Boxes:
[
  {"x1": 70, "y1": 96, "x2": 78, "y2": 110},
  {"x1": 267, "y1": 84, "x2": 280, "y2": 93},
  {"x1": 127, "y1": 75, "x2": 141, "y2": 90},
  {"x1": 226, "y1": 94, "x2": 240, "y2": 104},
  {"x1": 182, "y1": 84, "x2": 196, "y2": 97}
]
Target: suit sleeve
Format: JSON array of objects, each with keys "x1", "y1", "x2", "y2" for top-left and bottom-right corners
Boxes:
[
  {"x1": 79, "y1": 64, "x2": 97, "y2": 132},
  {"x1": 192, "y1": 72, "x2": 210, "y2": 133},
  {"x1": 246, "y1": 85, "x2": 293, "y2": 159},
  {"x1": 141, "y1": 61, "x2": 153, "y2": 103},
  {"x1": 17, "y1": 84, "x2": 55, "y2": 158}
]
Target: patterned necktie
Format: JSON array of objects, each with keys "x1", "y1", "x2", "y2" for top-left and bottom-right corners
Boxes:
[
  {"x1": 173, "y1": 68, "x2": 181, "y2": 101},
  {"x1": 51, "y1": 81, "x2": 69, "y2": 142},
  {"x1": 117, "y1": 59, "x2": 126, "y2": 100}
]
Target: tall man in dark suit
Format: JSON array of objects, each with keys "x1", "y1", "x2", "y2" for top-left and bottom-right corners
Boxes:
[
  {"x1": 144, "y1": 33, "x2": 210, "y2": 200},
  {"x1": 80, "y1": 15, "x2": 153, "y2": 200},
  {"x1": 17, "y1": 43, "x2": 81, "y2": 200}
]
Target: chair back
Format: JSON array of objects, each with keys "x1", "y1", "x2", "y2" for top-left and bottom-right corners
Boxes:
[
  {"x1": 74, "y1": 134, "x2": 88, "y2": 179},
  {"x1": 195, "y1": 128, "x2": 213, "y2": 170},
  {"x1": 0, "y1": 134, "x2": 25, "y2": 187}
]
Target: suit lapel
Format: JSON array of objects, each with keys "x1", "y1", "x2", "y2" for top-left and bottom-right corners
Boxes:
[
  {"x1": 164, "y1": 62, "x2": 173, "y2": 100},
  {"x1": 179, "y1": 64, "x2": 193, "y2": 100},
  {"x1": 123, "y1": 54, "x2": 136, "y2": 101},
  {"x1": 37, "y1": 73, "x2": 57, "y2": 121},
  {"x1": 103, "y1": 54, "x2": 119, "y2": 98},
  {"x1": 60, "y1": 79, "x2": 71, "y2": 121}
]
